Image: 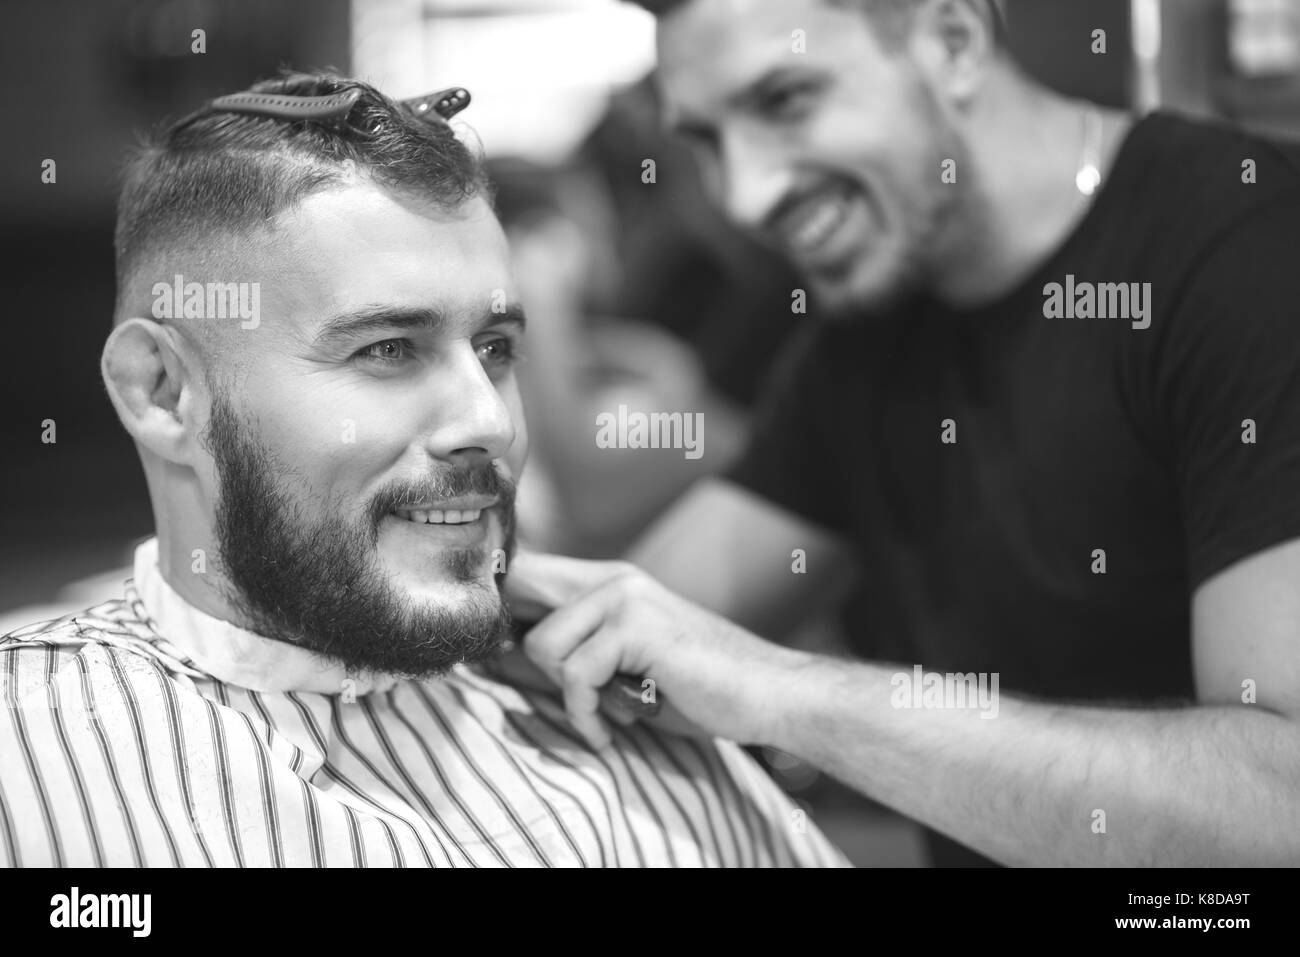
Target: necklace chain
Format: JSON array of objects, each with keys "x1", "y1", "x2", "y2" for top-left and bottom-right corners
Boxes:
[{"x1": 1076, "y1": 104, "x2": 1103, "y2": 196}]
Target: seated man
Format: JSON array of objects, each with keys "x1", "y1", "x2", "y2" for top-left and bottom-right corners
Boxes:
[{"x1": 0, "y1": 73, "x2": 845, "y2": 868}]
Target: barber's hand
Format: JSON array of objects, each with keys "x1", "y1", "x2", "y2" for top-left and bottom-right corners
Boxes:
[{"x1": 506, "y1": 551, "x2": 804, "y2": 750}]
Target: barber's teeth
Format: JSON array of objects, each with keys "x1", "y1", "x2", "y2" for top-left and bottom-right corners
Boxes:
[{"x1": 792, "y1": 200, "x2": 846, "y2": 251}]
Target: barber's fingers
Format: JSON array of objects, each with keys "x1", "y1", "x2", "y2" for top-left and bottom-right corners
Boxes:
[
  {"x1": 519, "y1": 577, "x2": 627, "y2": 685},
  {"x1": 518, "y1": 582, "x2": 645, "y2": 748},
  {"x1": 487, "y1": 629, "x2": 639, "y2": 728},
  {"x1": 559, "y1": 625, "x2": 635, "y2": 750},
  {"x1": 501, "y1": 549, "x2": 556, "y2": 621},
  {"x1": 506, "y1": 551, "x2": 636, "y2": 621}
]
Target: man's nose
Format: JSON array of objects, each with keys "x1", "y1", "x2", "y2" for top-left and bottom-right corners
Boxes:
[
  {"x1": 719, "y1": 132, "x2": 791, "y2": 232},
  {"x1": 421, "y1": 346, "x2": 517, "y2": 466}
]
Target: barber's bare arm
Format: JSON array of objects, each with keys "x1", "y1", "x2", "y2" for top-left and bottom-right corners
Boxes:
[{"x1": 517, "y1": 539, "x2": 1300, "y2": 866}]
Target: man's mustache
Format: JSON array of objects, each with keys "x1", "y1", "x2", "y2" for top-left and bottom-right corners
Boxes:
[{"x1": 368, "y1": 465, "x2": 517, "y2": 526}]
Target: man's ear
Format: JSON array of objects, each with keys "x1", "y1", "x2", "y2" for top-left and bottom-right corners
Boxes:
[
  {"x1": 101, "y1": 318, "x2": 201, "y2": 464},
  {"x1": 910, "y1": 0, "x2": 1000, "y2": 107}
]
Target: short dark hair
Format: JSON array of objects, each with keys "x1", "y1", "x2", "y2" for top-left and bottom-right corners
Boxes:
[{"x1": 113, "y1": 71, "x2": 488, "y2": 322}]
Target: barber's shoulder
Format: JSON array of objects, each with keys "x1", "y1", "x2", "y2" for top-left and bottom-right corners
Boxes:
[{"x1": 1151, "y1": 112, "x2": 1300, "y2": 212}]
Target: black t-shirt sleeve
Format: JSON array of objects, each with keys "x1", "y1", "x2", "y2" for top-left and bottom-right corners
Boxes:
[
  {"x1": 724, "y1": 321, "x2": 850, "y2": 535},
  {"x1": 1157, "y1": 198, "x2": 1300, "y2": 589}
]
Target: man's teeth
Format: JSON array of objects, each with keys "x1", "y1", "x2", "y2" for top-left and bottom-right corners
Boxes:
[
  {"x1": 787, "y1": 193, "x2": 849, "y2": 252},
  {"x1": 394, "y1": 508, "x2": 483, "y2": 525}
]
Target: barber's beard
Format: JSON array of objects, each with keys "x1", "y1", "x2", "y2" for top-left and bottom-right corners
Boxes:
[
  {"x1": 908, "y1": 119, "x2": 972, "y2": 296},
  {"x1": 202, "y1": 390, "x2": 515, "y2": 680},
  {"x1": 835, "y1": 81, "x2": 969, "y2": 317}
]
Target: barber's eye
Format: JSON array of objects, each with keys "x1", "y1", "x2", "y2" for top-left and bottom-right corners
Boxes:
[
  {"x1": 357, "y1": 338, "x2": 414, "y2": 362},
  {"x1": 760, "y1": 85, "x2": 816, "y2": 121}
]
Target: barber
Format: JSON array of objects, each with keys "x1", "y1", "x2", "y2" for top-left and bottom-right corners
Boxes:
[{"x1": 508, "y1": 0, "x2": 1300, "y2": 866}]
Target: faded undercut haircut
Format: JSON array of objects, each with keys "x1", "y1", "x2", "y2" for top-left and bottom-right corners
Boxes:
[{"x1": 112, "y1": 71, "x2": 489, "y2": 325}]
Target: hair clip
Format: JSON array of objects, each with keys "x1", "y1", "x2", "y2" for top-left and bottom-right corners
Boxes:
[
  {"x1": 206, "y1": 88, "x2": 365, "y2": 121},
  {"x1": 170, "y1": 84, "x2": 472, "y2": 137},
  {"x1": 402, "y1": 87, "x2": 472, "y2": 122}
]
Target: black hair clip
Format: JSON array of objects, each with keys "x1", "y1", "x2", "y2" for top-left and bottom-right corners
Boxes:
[
  {"x1": 402, "y1": 87, "x2": 472, "y2": 122},
  {"x1": 172, "y1": 84, "x2": 472, "y2": 135},
  {"x1": 207, "y1": 88, "x2": 365, "y2": 121}
]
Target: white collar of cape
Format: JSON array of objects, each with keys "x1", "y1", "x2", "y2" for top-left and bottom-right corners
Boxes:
[{"x1": 133, "y1": 536, "x2": 401, "y2": 696}]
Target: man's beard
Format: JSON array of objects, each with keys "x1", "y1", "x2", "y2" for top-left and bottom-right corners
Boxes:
[{"x1": 202, "y1": 389, "x2": 516, "y2": 681}]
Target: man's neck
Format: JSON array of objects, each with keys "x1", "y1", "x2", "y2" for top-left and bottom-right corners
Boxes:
[
  {"x1": 148, "y1": 474, "x2": 248, "y2": 631},
  {"x1": 930, "y1": 77, "x2": 1135, "y2": 309}
]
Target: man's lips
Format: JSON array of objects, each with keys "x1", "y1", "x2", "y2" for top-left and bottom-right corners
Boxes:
[
  {"x1": 383, "y1": 509, "x2": 494, "y2": 550},
  {"x1": 394, "y1": 507, "x2": 482, "y2": 525},
  {"x1": 389, "y1": 495, "x2": 498, "y2": 526}
]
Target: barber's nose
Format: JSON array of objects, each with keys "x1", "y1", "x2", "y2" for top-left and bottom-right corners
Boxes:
[
  {"x1": 719, "y1": 134, "x2": 790, "y2": 232},
  {"x1": 422, "y1": 346, "x2": 516, "y2": 465}
]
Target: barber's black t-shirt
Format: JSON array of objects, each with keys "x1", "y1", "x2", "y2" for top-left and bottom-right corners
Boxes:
[{"x1": 727, "y1": 112, "x2": 1300, "y2": 862}]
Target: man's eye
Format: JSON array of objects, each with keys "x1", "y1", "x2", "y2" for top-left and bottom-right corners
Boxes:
[
  {"x1": 356, "y1": 339, "x2": 414, "y2": 363},
  {"x1": 476, "y1": 335, "x2": 519, "y2": 367}
]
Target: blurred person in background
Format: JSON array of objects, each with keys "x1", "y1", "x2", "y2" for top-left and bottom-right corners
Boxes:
[{"x1": 507, "y1": 0, "x2": 1300, "y2": 867}]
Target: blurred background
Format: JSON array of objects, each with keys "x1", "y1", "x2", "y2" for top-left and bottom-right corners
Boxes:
[{"x1": 3, "y1": 0, "x2": 1300, "y2": 866}]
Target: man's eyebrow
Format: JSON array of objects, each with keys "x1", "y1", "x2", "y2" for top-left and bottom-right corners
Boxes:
[
  {"x1": 315, "y1": 306, "x2": 443, "y2": 347},
  {"x1": 483, "y1": 303, "x2": 527, "y2": 332},
  {"x1": 314, "y1": 303, "x2": 526, "y2": 348}
]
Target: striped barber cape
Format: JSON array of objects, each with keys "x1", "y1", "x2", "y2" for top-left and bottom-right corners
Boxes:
[{"x1": 0, "y1": 538, "x2": 848, "y2": 867}]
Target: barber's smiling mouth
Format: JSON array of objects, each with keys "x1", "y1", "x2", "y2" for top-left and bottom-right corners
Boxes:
[{"x1": 771, "y1": 180, "x2": 868, "y2": 268}]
